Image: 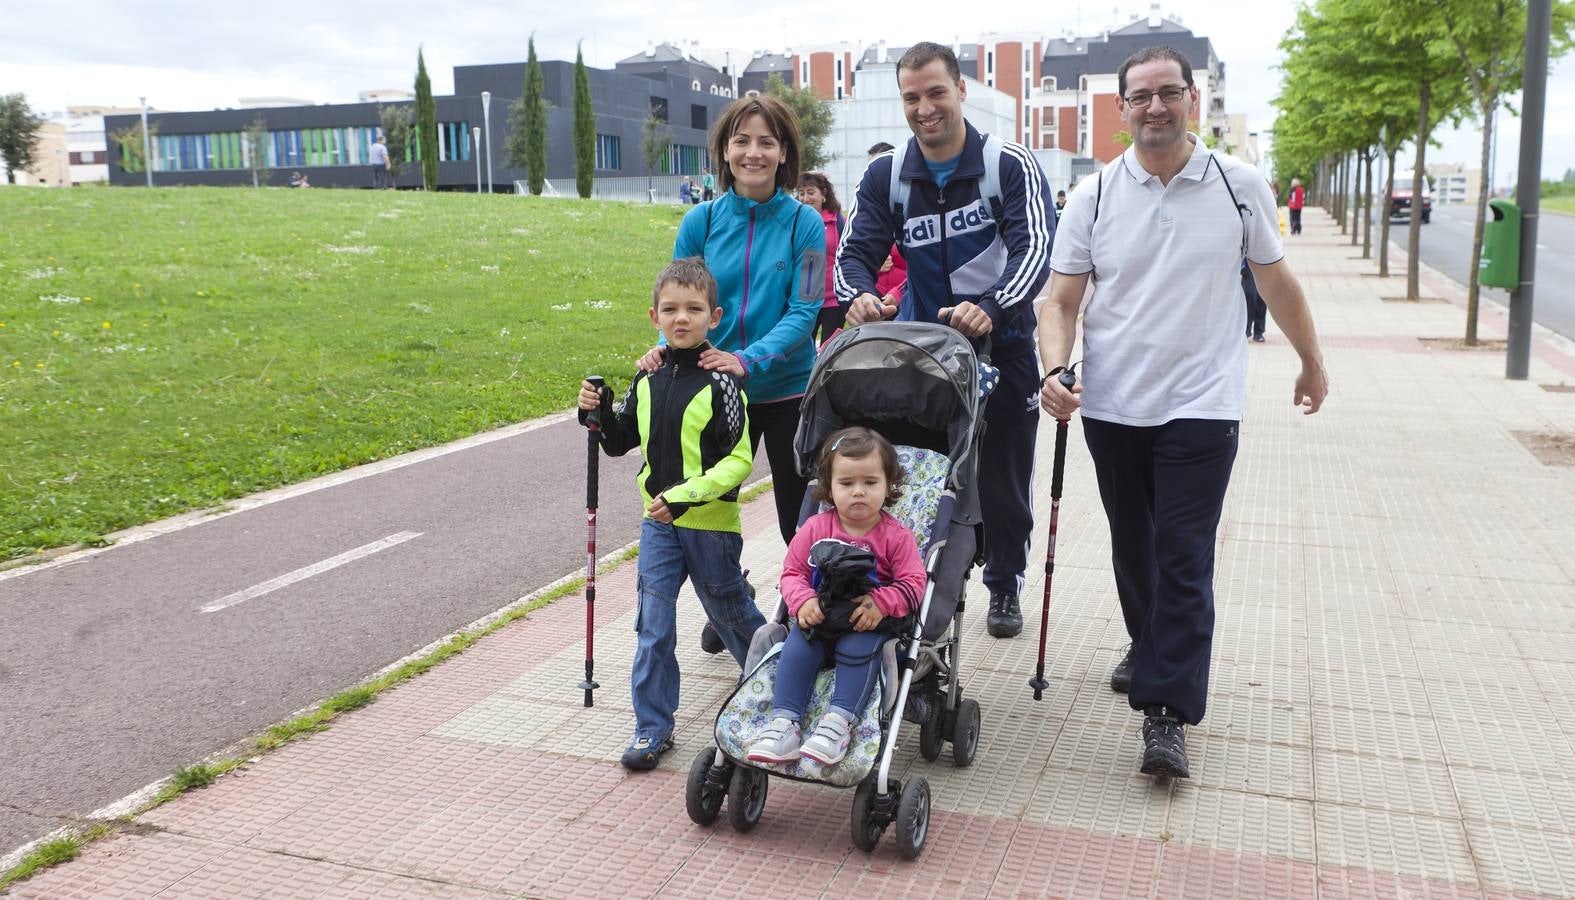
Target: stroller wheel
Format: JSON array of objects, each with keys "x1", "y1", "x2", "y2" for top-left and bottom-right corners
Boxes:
[
  {"x1": 951, "y1": 698, "x2": 981, "y2": 767},
  {"x1": 685, "y1": 747, "x2": 727, "y2": 826},
  {"x1": 918, "y1": 694, "x2": 946, "y2": 762},
  {"x1": 895, "y1": 776, "x2": 931, "y2": 859},
  {"x1": 850, "y1": 777, "x2": 886, "y2": 852},
  {"x1": 727, "y1": 763, "x2": 769, "y2": 832}
]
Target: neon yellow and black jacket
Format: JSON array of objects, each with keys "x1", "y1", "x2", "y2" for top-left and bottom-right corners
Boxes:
[{"x1": 584, "y1": 343, "x2": 752, "y2": 533}]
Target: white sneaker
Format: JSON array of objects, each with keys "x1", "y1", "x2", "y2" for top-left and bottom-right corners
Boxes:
[
  {"x1": 800, "y1": 710, "x2": 855, "y2": 766},
  {"x1": 745, "y1": 717, "x2": 802, "y2": 763}
]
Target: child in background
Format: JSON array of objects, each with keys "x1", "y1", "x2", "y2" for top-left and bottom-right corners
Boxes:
[
  {"x1": 745, "y1": 427, "x2": 925, "y2": 766},
  {"x1": 578, "y1": 257, "x2": 767, "y2": 770},
  {"x1": 796, "y1": 172, "x2": 846, "y2": 346}
]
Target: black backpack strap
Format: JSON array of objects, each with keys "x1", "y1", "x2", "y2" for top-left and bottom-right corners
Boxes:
[{"x1": 1210, "y1": 154, "x2": 1249, "y2": 258}]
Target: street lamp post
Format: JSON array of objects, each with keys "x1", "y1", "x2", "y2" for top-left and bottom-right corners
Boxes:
[
  {"x1": 481, "y1": 91, "x2": 493, "y2": 194},
  {"x1": 55, "y1": 148, "x2": 65, "y2": 188},
  {"x1": 473, "y1": 126, "x2": 482, "y2": 194},
  {"x1": 1507, "y1": 0, "x2": 1551, "y2": 380},
  {"x1": 139, "y1": 96, "x2": 153, "y2": 188}
]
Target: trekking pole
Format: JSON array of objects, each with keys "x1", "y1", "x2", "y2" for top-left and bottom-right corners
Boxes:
[
  {"x1": 580, "y1": 375, "x2": 606, "y2": 708},
  {"x1": 1030, "y1": 368, "x2": 1078, "y2": 702}
]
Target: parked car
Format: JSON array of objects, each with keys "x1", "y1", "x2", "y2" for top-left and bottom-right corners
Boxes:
[{"x1": 1389, "y1": 184, "x2": 1432, "y2": 223}]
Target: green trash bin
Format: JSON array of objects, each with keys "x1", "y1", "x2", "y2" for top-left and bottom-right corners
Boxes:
[{"x1": 1478, "y1": 198, "x2": 1521, "y2": 289}]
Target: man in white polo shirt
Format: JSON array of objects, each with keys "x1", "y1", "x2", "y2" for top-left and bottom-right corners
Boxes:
[{"x1": 1037, "y1": 46, "x2": 1328, "y2": 779}]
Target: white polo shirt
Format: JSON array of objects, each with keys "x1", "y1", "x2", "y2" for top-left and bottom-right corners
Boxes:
[{"x1": 1050, "y1": 135, "x2": 1283, "y2": 427}]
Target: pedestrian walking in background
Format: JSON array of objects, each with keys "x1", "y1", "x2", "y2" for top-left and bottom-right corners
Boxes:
[
  {"x1": 1288, "y1": 177, "x2": 1305, "y2": 235},
  {"x1": 1037, "y1": 45, "x2": 1327, "y2": 780},
  {"x1": 797, "y1": 171, "x2": 847, "y2": 345},
  {"x1": 1243, "y1": 259, "x2": 1267, "y2": 342},
  {"x1": 701, "y1": 166, "x2": 715, "y2": 201},
  {"x1": 837, "y1": 41, "x2": 1054, "y2": 641},
  {"x1": 679, "y1": 176, "x2": 693, "y2": 205},
  {"x1": 368, "y1": 135, "x2": 391, "y2": 189}
]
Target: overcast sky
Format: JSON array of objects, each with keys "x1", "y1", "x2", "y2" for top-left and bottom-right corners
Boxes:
[{"x1": 3, "y1": 0, "x2": 1572, "y2": 185}]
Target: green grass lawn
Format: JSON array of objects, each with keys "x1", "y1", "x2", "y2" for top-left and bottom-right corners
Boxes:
[
  {"x1": 0, "y1": 187, "x2": 686, "y2": 562},
  {"x1": 1544, "y1": 195, "x2": 1575, "y2": 215}
]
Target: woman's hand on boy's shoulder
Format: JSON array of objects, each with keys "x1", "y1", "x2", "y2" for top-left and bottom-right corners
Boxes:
[
  {"x1": 636, "y1": 345, "x2": 666, "y2": 373},
  {"x1": 698, "y1": 347, "x2": 745, "y2": 377}
]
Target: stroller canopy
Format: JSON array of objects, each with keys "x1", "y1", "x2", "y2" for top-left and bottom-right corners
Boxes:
[{"x1": 793, "y1": 322, "x2": 982, "y2": 491}]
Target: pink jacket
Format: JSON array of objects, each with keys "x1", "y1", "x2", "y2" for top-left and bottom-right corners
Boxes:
[
  {"x1": 819, "y1": 208, "x2": 841, "y2": 308},
  {"x1": 780, "y1": 510, "x2": 926, "y2": 619},
  {"x1": 874, "y1": 244, "x2": 907, "y2": 301}
]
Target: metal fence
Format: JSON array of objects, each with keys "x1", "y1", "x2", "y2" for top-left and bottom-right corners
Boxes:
[{"x1": 515, "y1": 175, "x2": 701, "y2": 204}]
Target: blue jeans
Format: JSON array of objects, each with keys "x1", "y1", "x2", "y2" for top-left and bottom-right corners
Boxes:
[
  {"x1": 632, "y1": 519, "x2": 765, "y2": 740},
  {"x1": 771, "y1": 623, "x2": 885, "y2": 722}
]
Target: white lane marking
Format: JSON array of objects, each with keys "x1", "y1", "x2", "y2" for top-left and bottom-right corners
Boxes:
[
  {"x1": 0, "y1": 410, "x2": 630, "y2": 583},
  {"x1": 199, "y1": 531, "x2": 422, "y2": 613}
]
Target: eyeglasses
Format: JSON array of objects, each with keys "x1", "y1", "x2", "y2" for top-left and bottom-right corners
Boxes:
[{"x1": 1123, "y1": 85, "x2": 1189, "y2": 109}]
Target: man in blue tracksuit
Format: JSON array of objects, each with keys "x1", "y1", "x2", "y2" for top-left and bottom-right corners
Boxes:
[{"x1": 837, "y1": 41, "x2": 1054, "y2": 638}]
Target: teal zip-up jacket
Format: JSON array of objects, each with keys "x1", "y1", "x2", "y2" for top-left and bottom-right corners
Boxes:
[
  {"x1": 673, "y1": 188, "x2": 826, "y2": 404},
  {"x1": 582, "y1": 343, "x2": 752, "y2": 533}
]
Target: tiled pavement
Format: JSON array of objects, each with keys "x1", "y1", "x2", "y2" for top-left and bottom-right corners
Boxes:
[{"x1": 11, "y1": 209, "x2": 1575, "y2": 898}]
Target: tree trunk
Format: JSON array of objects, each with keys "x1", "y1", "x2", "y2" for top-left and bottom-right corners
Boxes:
[
  {"x1": 1363, "y1": 148, "x2": 1374, "y2": 259},
  {"x1": 1380, "y1": 145, "x2": 1397, "y2": 278},
  {"x1": 1406, "y1": 82, "x2": 1431, "y2": 301},
  {"x1": 1351, "y1": 150, "x2": 1362, "y2": 246},
  {"x1": 1348, "y1": 151, "x2": 1359, "y2": 238},
  {"x1": 1336, "y1": 156, "x2": 1347, "y2": 233},
  {"x1": 1464, "y1": 96, "x2": 1495, "y2": 345}
]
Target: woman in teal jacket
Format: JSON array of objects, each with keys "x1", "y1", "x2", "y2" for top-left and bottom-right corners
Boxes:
[{"x1": 643, "y1": 95, "x2": 825, "y2": 546}]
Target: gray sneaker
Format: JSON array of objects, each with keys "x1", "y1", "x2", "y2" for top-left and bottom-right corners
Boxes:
[
  {"x1": 745, "y1": 717, "x2": 802, "y2": 764},
  {"x1": 800, "y1": 710, "x2": 856, "y2": 766}
]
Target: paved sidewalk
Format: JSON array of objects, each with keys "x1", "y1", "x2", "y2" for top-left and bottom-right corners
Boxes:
[{"x1": 11, "y1": 208, "x2": 1575, "y2": 898}]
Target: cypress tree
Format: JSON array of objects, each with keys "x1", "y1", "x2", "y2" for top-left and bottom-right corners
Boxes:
[
  {"x1": 523, "y1": 37, "x2": 548, "y2": 195},
  {"x1": 572, "y1": 43, "x2": 595, "y2": 198},
  {"x1": 414, "y1": 46, "x2": 438, "y2": 190}
]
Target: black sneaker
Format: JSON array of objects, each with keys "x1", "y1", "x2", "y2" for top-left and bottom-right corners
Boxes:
[
  {"x1": 986, "y1": 591, "x2": 1023, "y2": 638},
  {"x1": 1110, "y1": 644, "x2": 1135, "y2": 694},
  {"x1": 1140, "y1": 706, "x2": 1190, "y2": 779},
  {"x1": 620, "y1": 735, "x2": 674, "y2": 771},
  {"x1": 699, "y1": 622, "x2": 725, "y2": 655}
]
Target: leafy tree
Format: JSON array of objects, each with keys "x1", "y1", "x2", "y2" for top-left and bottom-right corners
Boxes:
[
  {"x1": 1273, "y1": 0, "x2": 1468, "y2": 293},
  {"x1": 641, "y1": 114, "x2": 669, "y2": 200},
  {"x1": 1433, "y1": 0, "x2": 1574, "y2": 342},
  {"x1": 573, "y1": 43, "x2": 595, "y2": 198},
  {"x1": 110, "y1": 122, "x2": 157, "y2": 175},
  {"x1": 505, "y1": 36, "x2": 549, "y2": 194},
  {"x1": 243, "y1": 117, "x2": 270, "y2": 187},
  {"x1": 415, "y1": 46, "x2": 439, "y2": 190},
  {"x1": 765, "y1": 73, "x2": 834, "y2": 171},
  {"x1": 0, "y1": 93, "x2": 46, "y2": 184},
  {"x1": 378, "y1": 104, "x2": 414, "y2": 179}
]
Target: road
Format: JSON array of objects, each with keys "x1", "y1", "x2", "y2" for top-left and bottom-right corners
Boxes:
[
  {"x1": 1388, "y1": 202, "x2": 1575, "y2": 340},
  {"x1": 0, "y1": 414, "x2": 697, "y2": 858}
]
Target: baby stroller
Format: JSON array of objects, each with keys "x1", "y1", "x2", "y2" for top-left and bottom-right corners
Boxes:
[{"x1": 684, "y1": 322, "x2": 989, "y2": 859}]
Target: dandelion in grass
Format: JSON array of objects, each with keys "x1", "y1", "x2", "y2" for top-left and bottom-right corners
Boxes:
[
  {"x1": 583, "y1": 300, "x2": 613, "y2": 310},
  {"x1": 499, "y1": 327, "x2": 511, "y2": 337}
]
